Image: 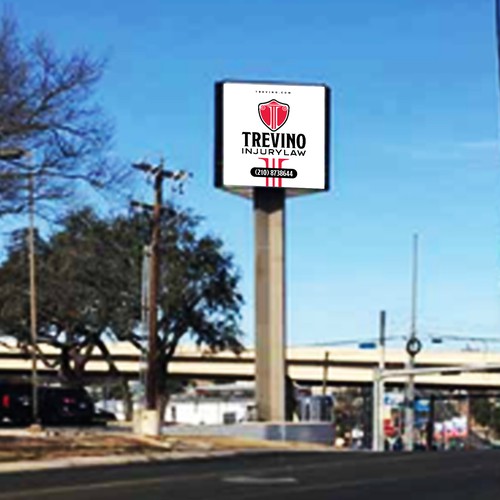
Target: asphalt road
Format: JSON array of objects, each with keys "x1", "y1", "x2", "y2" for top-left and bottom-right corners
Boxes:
[{"x1": 0, "y1": 450, "x2": 498, "y2": 500}]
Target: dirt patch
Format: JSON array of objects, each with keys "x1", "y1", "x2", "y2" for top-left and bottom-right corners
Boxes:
[
  {"x1": 0, "y1": 432, "x2": 329, "y2": 463},
  {"x1": 159, "y1": 435, "x2": 330, "y2": 451},
  {"x1": 0, "y1": 434, "x2": 167, "y2": 462}
]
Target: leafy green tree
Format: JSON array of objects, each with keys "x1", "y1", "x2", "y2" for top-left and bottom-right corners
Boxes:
[
  {"x1": 0, "y1": 227, "x2": 49, "y2": 343},
  {"x1": 471, "y1": 398, "x2": 491, "y2": 427},
  {"x1": 471, "y1": 397, "x2": 500, "y2": 439},
  {"x1": 0, "y1": 205, "x2": 244, "y2": 413},
  {"x1": 0, "y1": 210, "x2": 128, "y2": 384},
  {"x1": 138, "y1": 204, "x2": 244, "y2": 411}
]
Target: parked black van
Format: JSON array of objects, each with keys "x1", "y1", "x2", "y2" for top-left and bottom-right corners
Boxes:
[{"x1": 0, "y1": 383, "x2": 95, "y2": 426}]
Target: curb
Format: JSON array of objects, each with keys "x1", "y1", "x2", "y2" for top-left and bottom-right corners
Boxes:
[
  {"x1": 0, "y1": 446, "x2": 340, "y2": 474},
  {"x1": 0, "y1": 450, "x2": 241, "y2": 474}
]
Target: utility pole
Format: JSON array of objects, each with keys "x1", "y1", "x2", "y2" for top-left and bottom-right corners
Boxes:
[
  {"x1": 405, "y1": 234, "x2": 419, "y2": 451},
  {"x1": 132, "y1": 161, "x2": 190, "y2": 418},
  {"x1": 147, "y1": 167, "x2": 163, "y2": 411}
]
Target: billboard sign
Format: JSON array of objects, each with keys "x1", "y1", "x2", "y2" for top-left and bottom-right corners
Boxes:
[{"x1": 215, "y1": 81, "x2": 331, "y2": 197}]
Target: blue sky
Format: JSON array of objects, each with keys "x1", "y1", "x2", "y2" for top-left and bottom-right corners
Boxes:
[{"x1": 9, "y1": 0, "x2": 500, "y2": 350}]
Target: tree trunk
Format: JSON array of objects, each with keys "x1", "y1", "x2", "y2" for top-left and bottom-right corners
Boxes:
[
  {"x1": 155, "y1": 358, "x2": 170, "y2": 423},
  {"x1": 156, "y1": 391, "x2": 170, "y2": 424},
  {"x1": 120, "y1": 378, "x2": 134, "y2": 421}
]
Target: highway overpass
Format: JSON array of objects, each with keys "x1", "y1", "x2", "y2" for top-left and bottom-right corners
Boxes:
[{"x1": 1, "y1": 342, "x2": 500, "y2": 390}]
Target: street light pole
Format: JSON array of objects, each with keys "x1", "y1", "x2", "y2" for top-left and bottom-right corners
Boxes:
[
  {"x1": 27, "y1": 171, "x2": 39, "y2": 424},
  {"x1": 372, "y1": 310, "x2": 386, "y2": 452},
  {"x1": 405, "y1": 234, "x2": 419, "y2": 451}
]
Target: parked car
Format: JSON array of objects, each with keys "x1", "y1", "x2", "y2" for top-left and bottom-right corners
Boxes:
[
  {"x1": 0, "y1": 383, "x2": 95, "y2": 426},
  {"x1": 0, "y1": 383, "x2": 32, "y2": 426},
  {"x1": 40, "y1": 386, "x2": 95, "y2": 425}
]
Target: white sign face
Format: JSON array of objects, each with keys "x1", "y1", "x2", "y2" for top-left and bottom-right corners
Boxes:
[{"x1": 215, "y1": 81, "x2": 330, "y2": 195}]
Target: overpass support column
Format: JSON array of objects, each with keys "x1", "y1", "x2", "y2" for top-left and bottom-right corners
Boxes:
[{"x1": 254, "y1": 187, "x2": 286, "y2": 422}]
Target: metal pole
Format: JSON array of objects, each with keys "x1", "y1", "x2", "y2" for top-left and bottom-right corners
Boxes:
[
  {"x1": 405, "y1": 234, "x2": 418, "y2": 451},
  {"x1": 427, "y1": 393, "x2": 435, "y2": 450},
  {"x1": 466, "y1": 392, "x2": 471, "y2": 449},
  {"x1": 322, "y1": 351, "x2": 329, "y2": 397},
  {"x1": 27, "y1": 172, "x2": 39, "y2": 424},
  {"x1": 372, "y1": 310, "x2": 387, "y2": 451},
  {"x1": 378, "y1": 310, "x2": 386, "y2": 451},
  {"x1": 379, "y1": 310, "x2": 387, "y2": 371},
  {"x1": 372, "y1": 370, "x2": 380, "y2": 451},
  {"x1": 146, "y1": 169, "x2": 163, "y2": 411}
]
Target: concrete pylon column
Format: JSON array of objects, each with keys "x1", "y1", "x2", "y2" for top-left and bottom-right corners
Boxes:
[{"x1": 254, "y1": 187, "x2": 286, "y2": 422}]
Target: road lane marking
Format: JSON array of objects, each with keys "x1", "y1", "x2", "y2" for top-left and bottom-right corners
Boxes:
[
  {"x1": 226, "y1": 464, "x2": 487, "y2": 500},
  {"x1": 222, "y1": 476, "x2": 298, "y2": 484}
]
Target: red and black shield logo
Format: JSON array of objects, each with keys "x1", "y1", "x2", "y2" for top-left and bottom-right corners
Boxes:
[{"x1": 258, "y1": 99, "x2": 289, "y2": 131}]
